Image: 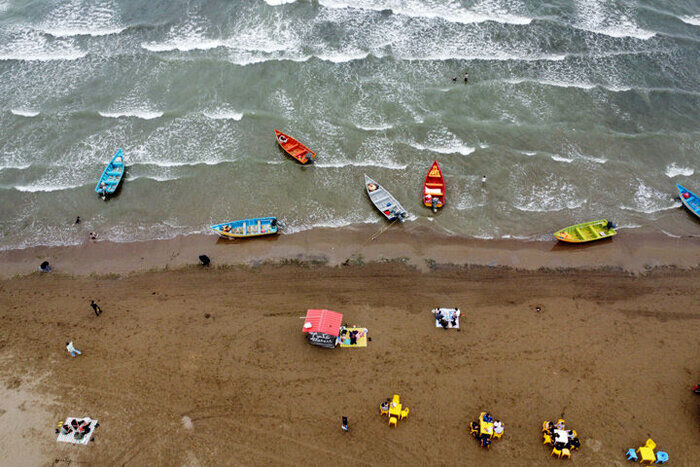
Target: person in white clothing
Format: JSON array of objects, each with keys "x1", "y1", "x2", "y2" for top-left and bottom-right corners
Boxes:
[
  {"x1": 493, "y1": 420, "x2": 504, "y2": 435},
  {"x1": 66, "y1": 341, "x2": 81, "y2": 357}
]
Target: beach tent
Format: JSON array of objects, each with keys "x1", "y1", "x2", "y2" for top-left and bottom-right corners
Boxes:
[{"x1": 303, "y1": 309, "x2": 343, "y2": 348}]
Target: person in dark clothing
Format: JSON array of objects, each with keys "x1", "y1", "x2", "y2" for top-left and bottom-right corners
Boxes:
[
  {"x1": 40, "y1": 261, "x2": 50, "y2": 272},
  {"x1": 464, "y1": 72, "x2": 469, "y2": 83},
  {"x1": 90, "y1": 300, "x2": 102, "y2": 317},
  {"x1": 341, "y1": 416, "x2": 349, "y2": 432},
  {"x1": 75, "y1": 216, "x2": 81, "y2": 224},
  {"x1": 199, "y1": 255, "x2": 211, "y2": 266},
  {"x1": 452, "y1": 76, "x2": 457, "y2": 82}
]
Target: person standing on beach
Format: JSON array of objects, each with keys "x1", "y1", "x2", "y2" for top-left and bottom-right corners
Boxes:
[
  {"x1": 341, "y1": 416, "x2": 349, "y2": 432},
  {"x1": 75, "y1": 216, "x2": 81, "y2": 224},
  {"x1": 464, "y1": 72, "x2": 469, "y2": 83},
  {"x1": 66, "y1": 341, "x2": 81, "y2": 357},
  {"x1": 482, "y1": 175, "x2": 487, "y2": 185},
  {"x1": 90, "y1": 300, "x2": 102, "y2": 317}
]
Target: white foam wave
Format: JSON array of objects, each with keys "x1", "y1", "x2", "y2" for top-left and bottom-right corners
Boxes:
[
  {"x1": 203, "y1": 110, "x2": 243, "y2": 121},
  {"x1": 0, "y1": 163, "x2": 31, "y2": 171},
  {"x1": 620, "y1": 182, "x2": 681, "y2": 214},
  {"x1": 285, "y1": 216, "x2": 379, "y2": 234},
  {"x1": 264, "y1": 0, "x2": 296, "y2": 5},
  {"x1": 142, "y1": 38, "x2": 224, "y2": 52},
  {"x1": 665, "y1": 163, "x2": 694, "y2": 178},
  {"x1": 315, "y1": 50, "x2": 370, "y2": 63},
  {"x1": 513, "y1": 177, "x2": 585, "y2": 212},
  {"x1": 317, "y1": 0, "x2": 533, "y2": 26},
  {"x1": 408, "y1": 141, "x2": 475, "y2": 156},
  {"x1": 41, "y1": 26, "x2": 126, "y2": 37},
  {"x1": 137, "y1": 159, "x2": 229, "y2": 168},
  {"x1": 126, "y1": 174, "x2": 179, "y2": 183},
  {"x1": 354, "y1": 123, "x2": 393, "y2": 131},
  {"x1": 10, "y1": 182, "x2": 85, "y2": 193},
  {"x1": 99, "y1": 110, "x2": 163, "y2": 120},
  {"x1": 550, "y1": 154, "x2": 573, "y2": 163},
  {"x1": 574, "y1": 0, "x2": 656, "y2": 40},
  {"x1": 10, "y1": 109, "x2": 40, "y2": 117},
  {"x1": 315, "y1": 161, "x2": 408, "y2": 170},
  {"x1": 660, "y1": 230, "x2": 682, "y2": 238},
  {"x1": 504, "y1": 77, "x2": 632, "y2": 93},
  {"x1": 679, "y1": 15, "x2": 700, "y2": 26}
]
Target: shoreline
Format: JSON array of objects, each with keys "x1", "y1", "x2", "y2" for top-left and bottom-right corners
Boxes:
[{"x1": 1, "y1": 223, "x2": 699, "y2": 278}]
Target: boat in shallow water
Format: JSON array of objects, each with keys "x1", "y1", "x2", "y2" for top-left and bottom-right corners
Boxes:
[
  {"x1": 423, "y1": 160, "x2": 445, "y2": 212},
  {"x1": 210, "y1": 217, "x2": 280, "y2": 239},
  {"x1": 554, "y1": 219, "x2": 617, "y2": 243},
  {"x1": 364, "y1": 174, "x2": 407, "y2": 222},
  {"x1": 677, "y1": 184, "x2": 700, "y2": 219},
  {"x1": 95, "y1": 149, "x2": 124, "y2": 198},
  {"x1": 274, "y1": 129, "x2": 315, "y2": 164}
]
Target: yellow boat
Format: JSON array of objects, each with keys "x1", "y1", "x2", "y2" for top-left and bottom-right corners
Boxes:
[{"x1": 553, "y1": 219, "x2": 617, "y2": 243}]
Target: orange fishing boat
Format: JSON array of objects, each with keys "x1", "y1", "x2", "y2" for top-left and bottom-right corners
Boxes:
[
  {"x1": 274, "y1": 129, "x2": 316, "y2": 164},
  {"x1": 423, "y1": 160, "x2": 445, "y2": 212}
]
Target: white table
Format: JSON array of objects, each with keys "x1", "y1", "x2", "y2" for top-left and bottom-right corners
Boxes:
[{"x1": 554, "y1": 429, "x2": 569, "y2": 445}]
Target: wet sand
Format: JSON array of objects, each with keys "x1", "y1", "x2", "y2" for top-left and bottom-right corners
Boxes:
[{"x1": 0, "y1": 262, "x2": 698, "y2": 465}]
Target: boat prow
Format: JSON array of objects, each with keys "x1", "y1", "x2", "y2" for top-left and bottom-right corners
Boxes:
[
  {"x1": 554, "y1": 219, "x2": 617, "y2": 243},
  {"x1": 364, "y1": 174, "x2": 407, "y2": 222},
  {"x1": 677, "y1": 184, "x2": 700, "y2": 219},
  {"x1": 274, "y1": 129, "x2": 316, "y2": 164}
]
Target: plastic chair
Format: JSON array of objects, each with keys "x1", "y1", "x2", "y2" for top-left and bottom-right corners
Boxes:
[
  {"x1": 470, "y1": 421, "x2": 479, "y2": 437},
  {"x1": 543, "y1": 433, "x2": 553, "y2": 446},
  {"x1": 645, "y1": 439, "x2": 657, "y2": 450},
  {"x1": 561, "y1": 448, "x2": 571, "y2": 459},
  {"x1": 542, "y1": 420, "x2": 552, "y2": 433},
  {"x1": 555, "y1": 419, "x2": 566, "y2": 429},
  {"x1": 379, "y1": 404, "x2": 389, "y2": 417},
  {"x1": 389, "y1": 416, "x2": 397, "y2": 427},
  {"x1": 551, "y1": 447, "x2": 562, "y2": 458},
  {"x1": 400, "y1": 407, "x2": 409, "y2": 420},
  {"x1": 655, "y1": 451, "x2": 668, "y2": 464},
  {"x1": 626, "y1": 448, "x2": 639, "y2": 461},
  {"x1": 570, "y1": 430, "x2": 577, "y2": 438},
  {"x1": 493, "y1": 430, "x2": 503, "y2": 440}
]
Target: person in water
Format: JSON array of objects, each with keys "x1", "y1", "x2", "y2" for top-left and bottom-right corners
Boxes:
[{"x1": 464, "y1": 72, "x2": 469, "y2": 83}]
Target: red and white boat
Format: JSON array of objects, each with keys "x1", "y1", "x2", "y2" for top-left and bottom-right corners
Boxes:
[
  {"x1": 423, "y1": 161, "x2": 445, "y2": 212},
  {"x1": 274, "y1": 129, "x2": 316, "y2": 164}
]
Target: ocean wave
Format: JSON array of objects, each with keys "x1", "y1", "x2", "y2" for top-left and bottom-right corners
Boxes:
[
  {"x1": 620, "y1": 182, "x2": 681, "y2": 214},
  {"x1": 203, "y1": 110, "x2": 243, "y2": 121},
  {"x1": 99, "y1": 110, "x2": 163, "y2": 120},
  {"x1": 315, "y1": 50, "x2": 371, "y2": 63},
  {"x1": 315, "y1": 161, "x2": 408, "y2": 170},
  {"x1": 407, "y1": 141, "x2": 474, "y2": 156},
  {"x1": 135, "y1": 159, "x2": 231, "y2": 168},
  {"x1": 40, "y1": 26, "x2": 126, "y2": 37},
  {"x1": 284, "y1": 216, "x2": 380, "y2": 234},
  {"x1": 665, "y1": 163, "x2": 694, "y2": 178},
  {"x1": 10, "y1": 109, "x2": 40, "y2": 117},
  {"x1": 0, "y1": 48, "x2": 86, "y2": 61},
  {"x1": 125, "y1": 174, "x2": 180, "y2": 183},
  {"x1": 263, "y1": 0, "x2": 296, "y2": 5},
  {"x1": 8, "y1": 181, "x2": 86, "y2": 193},
  {"x1": 354, "y1": 123, "x2": 394, "y2": 131},
  {"x1": 573, "y1": 0, "x2": 656, "y2": 40},
  {"x1": 514, "y1": 199, "x2": 585, "y2": 212},
  {"x1": 660, "y1": 230, "x2": 682, "y2": 238},
  {"x1": 550, "y1": 154, "x2": 573, "y2": 163},
  {"x1": 0, "y1": 163, "x2": 31, "y2": 171},
  {"x1": 503, "y1": 77, "x2": 632, "y2": 93},
  {"x1": 513, "y1": 178, "x2": 585, "y2": 212},
  {"x1": 142, "y1": 38, "x2": 224, "y2": 53},
  {"x1": 679, "y1": 15, "x2": 700, "y2": 26},
  {"x1": 317, "y1": 0, "x2": 533, "y2": 26}
]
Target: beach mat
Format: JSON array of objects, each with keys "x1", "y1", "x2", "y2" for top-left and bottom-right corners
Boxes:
[
  {"x1": 339, "y1": 327, "x2": 368, "y2": 347},
  {"x1": 56, "y1": 417, "x2": 98, "y2": 445},
  {"x1": 432, "y1": 308, "x2": 460, "y2": 329}
]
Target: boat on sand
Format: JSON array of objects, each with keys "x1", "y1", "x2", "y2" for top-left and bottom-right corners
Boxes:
[
  {"x1": 210, "y1": 217, "x2": 280, "y2": 239},
  {"x1": 423, "y1": 160, "x2": 445, "y2": 212},
  {"x1": 365, "y1": 174, "x2": 407, "y2": 222},
  {"x1": 554, "y1": 219, "x2": 617, "y2": 243},
  {"x1": 274, "y1": 129, "x2": 316, "y2": 164}
]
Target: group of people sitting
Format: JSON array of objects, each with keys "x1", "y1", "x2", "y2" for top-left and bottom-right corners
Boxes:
[
  {"x1": 470, "y1": 412, "x2": 504, "y2": 449},
  {"x1": 543, "y1": 419, "x2": 581, "y2": 451},
  {"x1": 434, "y1": 308, "x2": 459, "y2": 329},
  {"x1": 337, "y1": 326, "x2": 367, "y2": 346},
  {"x1": 56, "y1": 418, "x2": 98, "y2": 441}
]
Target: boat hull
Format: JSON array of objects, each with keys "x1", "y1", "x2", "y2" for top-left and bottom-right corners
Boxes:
[
  {"x1": 365, "y1": 174, "x2": 407, "y2": 222},
  {"x1": 274, "y1": 129, "x2": 315, "y2": 164},
  {"x1": 677, "y1": 183, "x2": 700, "y2": 219},
  {"x1": 423, "y1": 160, "x2": 445, "y2": 210},
  {"x1": 554, "y1": 219, "x2": 617, "y2": 243},
  {"x1": 95, "y1": 149, "x2": 125, "y2": 197},
  {"x1": 210, "y1": 217, "x2": 279, "y2": 239}
]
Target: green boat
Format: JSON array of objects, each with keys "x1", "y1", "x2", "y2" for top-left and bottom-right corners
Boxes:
[{"x1": 554, "y1": 219, "x2": 617, "y2": 243}]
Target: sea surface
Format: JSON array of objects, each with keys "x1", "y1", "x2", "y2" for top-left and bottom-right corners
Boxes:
[{"x1": 0, "y1": 0, "x2": 699, "y2": 250}]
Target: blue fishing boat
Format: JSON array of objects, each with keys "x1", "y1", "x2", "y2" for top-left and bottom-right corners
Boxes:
[
  {"x1": 210, "y1": 217, "x2": 280, "y2": 239},
  {"x1": 95, "y1": 149, "x2": 125, "y2": 198},
  {"x1": 677, "y1": 184, "x2": 700, "y2": 219}
]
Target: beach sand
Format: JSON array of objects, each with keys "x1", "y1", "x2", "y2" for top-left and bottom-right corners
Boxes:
[{"x1": 0, "y1": 254, "x2": 698, "y2": 465}]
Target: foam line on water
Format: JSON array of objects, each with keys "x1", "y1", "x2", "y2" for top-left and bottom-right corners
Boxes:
[
  {"x1": 620, "y1": 182, "x2": 682, "y2": 214},
  {"x1": 202, "y1": 110, "x2": 243, "y2": 121},
  {"x1": 665, "y1": 163, "x2": 694, "y2": 178},
  {"x1": 10, "y1": 109, "x2": 40, "y2": 117},
  {"x1": 98, "y1": 110, "x2": 163, "y2": 120},
  {"x1": 5, "y1": 181, "x2": 87, "y2": 193},
  {"x1": 679, "y1": 15, "x2": 700, "y2": 26}
]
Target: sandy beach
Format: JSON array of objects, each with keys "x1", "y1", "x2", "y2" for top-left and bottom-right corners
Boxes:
[{"x1": 1, "y1": 234, "x2": 699, "y2": 465}]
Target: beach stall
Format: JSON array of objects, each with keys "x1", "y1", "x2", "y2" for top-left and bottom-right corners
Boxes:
[
  {"x1": 379, "y1": 394, "x2": 409, "y2": 428},
  {"x1": 625, "y1": 438, "x2": 668, "y2": 464},
  {"x1": 302, "y1": 309, "x2": 343, "y2": 348},
  {"x1": 469, "y1": 412, "x2": 504, "y2": 449}
]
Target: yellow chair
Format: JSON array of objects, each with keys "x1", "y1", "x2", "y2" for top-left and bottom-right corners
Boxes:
[
  {"x1": 644, "y1": 439, "x2": 656, "y2": 450},
  {"x1": 542, "y1": 420, "x2": 552, "y2": 432},
  {"x1": 392, "y1": 394, "x2": 400, "y2": 405},
  {"x1": 543, "y1": 433, "x2": 553, "y2": 446},
  {"x1": 551, "y1": 447, "x2": 562, "y2": 458},
  {"x1": 570, "y1": 430, "x2": 577, "y2": 438},
  {"x1": 556, "y1": 419, "x2": 566, "y2": 429},
  {"x1": 400, "y1": 407, "x2": 409, "y2": 420},
  {"x1": 561, "y1": 448, "x2": 571, "y2": 459},
  {"x1": 493, "y1": 430, "x2": 503, "y2": 440},
  {"x1": 469, "y1": 422, "x2": 479, "y2": 437},
  {"x1": 379, "y1": 404, "x2": 389, "y2": 417},
  {"x1": 389, "y1": 416, "x2": 397, "y2": 428}
]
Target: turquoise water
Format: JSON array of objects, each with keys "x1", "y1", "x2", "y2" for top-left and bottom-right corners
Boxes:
[{"x1": 0, "y1": 0, "x2": 698, "y2": 249}]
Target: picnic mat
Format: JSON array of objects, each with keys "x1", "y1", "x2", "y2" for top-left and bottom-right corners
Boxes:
[
  {"x1": 339, "y1": 327, "x2": 368, "y2": 347},
  {"x1": 432, "y1": 308, "x2": 460, "y2": 329},
  {"x1": 56, "y1": 417, "x2": 98, "y2": 445}
]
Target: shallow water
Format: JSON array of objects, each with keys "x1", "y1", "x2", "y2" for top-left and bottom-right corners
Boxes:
[{"x1": 0, "y1": 0, "x2": 698, "y2": 249}]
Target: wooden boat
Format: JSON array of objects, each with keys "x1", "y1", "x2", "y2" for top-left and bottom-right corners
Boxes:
[
  {"x1": 95, "y1": 149, "x2": 125, "y2": 198},
  {"x1": 210, "y1": 217, "x2": 280, "y2": 239},
  {"x1": 677, "y1": 184, "x2": 700, "y2": 219},
  {"x1": 554, "y1": 219, "x2": 617, "y2": 243},
  {"x1": 423, "y1": 160, "x2": 445, "y2": 212},
  {"x1": 364, "y1": 174, "x2": 407, "y2": 222},
  {"x1": 274, "y1": 129, "x2": 316, "y2": 164}
]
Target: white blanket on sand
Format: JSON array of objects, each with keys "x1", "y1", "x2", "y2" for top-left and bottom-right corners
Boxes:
[
  {"x1": 432, "y1": 308, "x2": 460, "y2": 329},
  {"x1": 56, "y1": 417, "x2": 98, "y2": 445}
]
